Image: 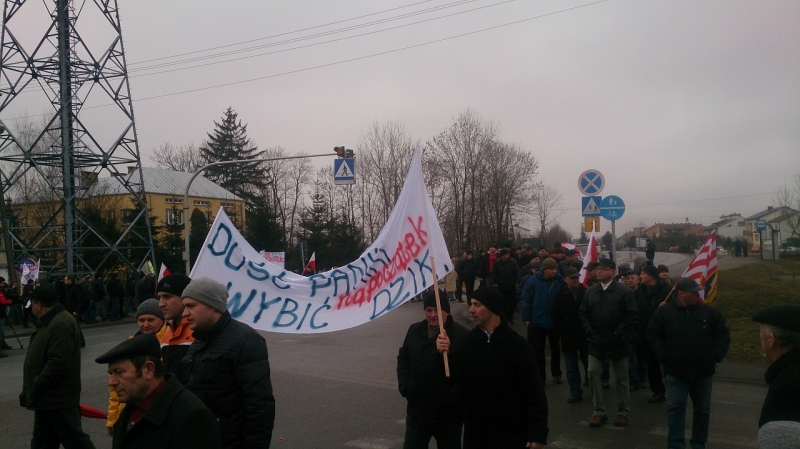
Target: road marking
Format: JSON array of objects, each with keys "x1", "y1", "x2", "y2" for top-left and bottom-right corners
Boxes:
[
  {"x1": 344, "y1": 435, "x2": 403, "y2": 449},
  {"x1": 550, "y1": 434, "x2": 612, "y2": 448},
  {"x1": 648, "y1": 426, "x2": 757, "y2": 448},
  {"x1": 577, "y1": 420, "x2": 625, "y2": 431}
]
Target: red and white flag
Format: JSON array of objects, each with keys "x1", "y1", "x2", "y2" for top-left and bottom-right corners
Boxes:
[
  {"x1": 158, "y1": 263, "x2": 171, "y2": 284},
  {"x1": 579, "y1": 230, "x2": 599, "y2": 287},
  {"x1": 303, "y1": 252, "x2": 316, "y2": 274},
  {"x1": 560, "y1": 242, "x2": 582, "y2": 259},
  {"x1": 678, "y1": 231, "x2": 718, "y2": 305}
]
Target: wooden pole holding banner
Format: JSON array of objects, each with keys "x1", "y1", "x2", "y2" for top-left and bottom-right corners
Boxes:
[{"x1": 429, "y1": 256, "x2": 451, "y2": 377}]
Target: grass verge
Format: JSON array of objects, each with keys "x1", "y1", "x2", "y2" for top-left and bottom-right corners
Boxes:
[{"x1": 716, "y1": 259, "x2": 800, "y2": 364}]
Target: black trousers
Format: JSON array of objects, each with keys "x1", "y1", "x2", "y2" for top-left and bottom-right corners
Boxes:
[
  {"x1": 634, "y1": 340, "x2": 665, "y2": 395},
  {"x1": 32, "y1": 407, "x2": 96, "y2": 449},
  {"x1": 528, "y1": 326, "x2": 562, "y2": 380},
  {"x1": 455, "y1": 276, "x2": 475, "y2": 302},
  {"x1": 498, "y1": 288, "x2": 517, "y2": 321},
  {"x1": 403, "y1": 417, "x2": 462, "y2": 449}
]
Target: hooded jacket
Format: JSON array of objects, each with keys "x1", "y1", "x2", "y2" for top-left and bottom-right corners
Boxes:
[{"x1": 520, "y1": 270, "x2": 565, "y2": 329}]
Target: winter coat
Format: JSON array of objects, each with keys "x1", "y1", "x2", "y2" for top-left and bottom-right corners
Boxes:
[
  {"x1": 478, "y1": 252, "x2": 498, "y2": 280},
  {"x1": 645, "y1": 241, "x2": 657, "y2": 260},
  {"x1": 135, "y1": 279, "x2": 149, "y2": 301},
  {"x1": 444, "y1": 270, "x2": 457, "y2": 293},
  {"x1": 64, "y1": 283, "x2": 86, "y2": 314},
  {"x1": 106, "y1": 278, "x2": 125, "y2": 298},
  {"x1": 633, "y1": 280, "x2": 672, "y2": 342},
  {"x1": 520, "y1": 270, "x2": 565, "y2": 329},
  {"x1": 491, "y1": 257, "x2": 520, "y2": 292},
  {"x1": 182, "y1": 311, "x2": 275, "y2": 449},
  {"x1": 449, "y1": 321, "x2": 549, "y2": 446},
  {"x1": 759, "y1": 347, "x2": 800, "y2": 427},
  {"x1": 647, "y1": 300, "x2": 730, "y2": 379},
  {"x1": 579, "y1": 280, "x2": 639, "y2": 361},
  {"x1": 550, "y1": 283, "x2": 587, "y2": 353},
  {"x1": 397, "y1": 315, "x2": 469, "y2": 423},
  {"x1": 161, "y1": 318, "x2": 195, "y2": 384},
  {"x1": 455, "y1": 257, "x2": 478, "y2": 279},
  {"x1": 20, "y1": 304, "x2": 82, "y2": 410},
  {"x1": 112, "y1": 375, "x2": 222, "y2": 449}
]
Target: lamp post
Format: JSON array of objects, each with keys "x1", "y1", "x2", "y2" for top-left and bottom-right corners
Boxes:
[{"x1": 183, "y1": 153, "x2": 337, "y2": 274}]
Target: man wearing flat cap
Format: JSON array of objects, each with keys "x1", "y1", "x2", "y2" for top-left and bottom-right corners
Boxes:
[
  {"x1": 648, "y1": 277, "x2": 730, "y2": 449},
  {"x1": 579, "y1": 257, "x2": 639, "y2": 428},
  {"x1": 397, "y1": 289, "x2": 469, "y2": 448},
  {"x1": 180, "y1": 277, "x2": 276, "y2": 449},
  {"x1": 436, "y1": 286, "x2": 549, "y2": 448},
  {"x1": 752, "y1": 304, "x2": 800, "y2": 427},
  {"x1": 97, "y1": 334, "x2": 222, "y2": 449},
  {"x1": 21, "y1": 283, "x2": 96, "y2": 448}
]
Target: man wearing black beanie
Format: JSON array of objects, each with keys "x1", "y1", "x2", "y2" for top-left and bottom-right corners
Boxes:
[
  {"x1": 397, "y1": 289, "x2": 468, "y2": 448},
  {"x1": 436, "y1": 286, "x2": 549, "y2": 448}
]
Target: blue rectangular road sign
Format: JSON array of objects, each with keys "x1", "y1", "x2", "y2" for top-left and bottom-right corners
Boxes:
[
  {"x1": 581, "y1": 196, "x2": 602, "y2": 217},
  {"x1": 756, "y1": 219, "x2": 767, "y2": 231},
  {"x1": 334, "y1": 158, "x2": 355, "y2": 185}
]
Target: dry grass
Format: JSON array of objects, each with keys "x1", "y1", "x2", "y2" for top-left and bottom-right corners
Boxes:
[{"x1": 715, "y1": 259, "x2": 800, "y2": 364}]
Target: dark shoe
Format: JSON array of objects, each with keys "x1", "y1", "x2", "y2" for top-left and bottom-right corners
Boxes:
[
  {"x1": 553, "y1": 375, "x2": 563, "y2": 384},
  {"x1": 648, "y1": 393, "x2": 665, "y2": 403},
  {"x1": 1, "y1": 342, "x2": 12, "y2": 350},
  {"x1": 602, "y1": 380, "x2": 610, "y2": 389},
  {"x1": 589, "y1": 414, "x2": 607, "y2": 427},
  {"x1": 0, "y1": 351, "x2": 8, "y2": 358},
  {"x1": 567, "y1": 396, "x2": 583, "y2": 403},
  {"x1": 614, "y1": 415, "x2": 629, "y2": 427}
]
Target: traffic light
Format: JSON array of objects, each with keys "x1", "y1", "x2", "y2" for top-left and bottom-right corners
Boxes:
[
  {"x1": 334, "y1": 146, "x2": 345, "y2": 158},
  {"x1": 345, "y1": 148, "x2": 354, "y2": 158}
]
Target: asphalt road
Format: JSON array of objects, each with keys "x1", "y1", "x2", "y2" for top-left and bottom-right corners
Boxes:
[{"x1": 0, "y1": 294, "x2": 765, "y2": 449}]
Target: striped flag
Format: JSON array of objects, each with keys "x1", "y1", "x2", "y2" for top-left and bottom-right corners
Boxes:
[
  {"x1": 579, "y1": 229, "x2": 599, "y2": 287},
  {"x1": 679, "y1": 231, "x2": 718, "y2": 306}
]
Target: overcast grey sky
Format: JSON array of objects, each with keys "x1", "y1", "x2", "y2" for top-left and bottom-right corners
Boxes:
[{"x1": 8, "y1": 0, "x2": 800, "y2": 238}]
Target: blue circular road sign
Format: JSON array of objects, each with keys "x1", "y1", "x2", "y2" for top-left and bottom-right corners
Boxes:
[
  {"x1": 599, "y1": 195, "x2": 625, "y2": 221},
  {"x1": 578, "y1": 169, "x2": 605, "y2": 195}
]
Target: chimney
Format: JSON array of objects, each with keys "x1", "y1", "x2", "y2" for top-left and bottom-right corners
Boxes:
[{"x1": 767, "y1": 206, "x2": 773, "y2": 210}]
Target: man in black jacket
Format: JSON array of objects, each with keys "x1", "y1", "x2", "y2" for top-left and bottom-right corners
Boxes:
[
  {"x1": 397, "y1": 289, "x2": 469, "y2": 449},
  {"x1": 751, "y1": 304, "x2": 800, "y2": 428},
  {"x1": 634, "y1": 265, "x2": 672, "y2": 403},
  {"x1": 551, "y1": 268, "x2": 588, "y2": 403},
  {"x1": 579, "y1": 258, "x2": 638, "y2": 428},
  {"x1": 455, "y1": 251, "x2": 478, "y2": 303},
  {"x1": 436, "y1": 286, "x2": 548, "y2": 448},
  {"x1": 96, "y1": 334, "x2": 222, "y2": 449},
  {"x1": 648, "y1": 277, "x2": 730, "y2": 449},
  {"x1": 180, "y1": 277, "x2": 275, "y2": 449},
  {"x1": 645, "y1": 238, "x2": 656, "y2": 265},
  {"x1": 491, "y1": 248, "x2": 520, "y2": 323}
]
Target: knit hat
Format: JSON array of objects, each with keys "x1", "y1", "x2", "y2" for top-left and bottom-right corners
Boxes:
[
  {"x1": 31, "y1": 284, "x2": 57, "y2": 305},
  {"x1": 541, "y1": 258, "x2": 558, "y2": 270},
  {"x1": 641, "y1": 264, "x2": 659, "y2": 280},
  {"x1": 470, "y1": 286, "x2": 504, "y2": 317},
  {"x1": 181, "y1": 277, "x2": 228, "y2": 313},
  {"x1": 156, "y1": 273, "x2": 191, "y2": 297},
  {"x1": 657, "y1": 264, "x2": 670, "y2": 273},
  {"x1": 136, "y1": 298, "x2": 165, "y2": 321},
  {"x1": 422, "y1": 289, "x2": 450, "y2": 313}
]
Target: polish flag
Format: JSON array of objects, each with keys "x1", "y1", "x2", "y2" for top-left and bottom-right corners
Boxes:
[
  {"x1": 303, "y1": 252, "x2": 316, "y2": 274},
  {"x1": 158, "y1": 263, "x2": 171, "y2": 284},
  {"x1": 578, "y1": 230, "x2": 599, "y2": 287}
]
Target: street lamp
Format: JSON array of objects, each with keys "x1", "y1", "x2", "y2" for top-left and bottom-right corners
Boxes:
[{"x1": 183, "y1": 152, "x2": 338, "y2": 273}]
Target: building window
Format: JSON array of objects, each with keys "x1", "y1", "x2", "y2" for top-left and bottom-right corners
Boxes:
[
  {"x1": 737, "y1": 221, "x2": 745, "y2": 227},
  {"x1": 194, "y1": 200, "x2": 209, "y2": 206},
  {"x1": 105, "y1": 210, "x2": 116, "y2": 222},
  {"x1": 122, "y1": 209, "x2": 136, "y2": 225},
  {"x1": 220, "y1": 202, "x2": 235, "y2": 208},
  {"x1": 166, "y1": 209, "x2": 182, "y2": 225},
  {"x1": 166, "y1": 197, "x2": 182, "y2": 204}
]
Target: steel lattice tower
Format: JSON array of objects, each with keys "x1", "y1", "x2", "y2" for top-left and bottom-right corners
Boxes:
[{"x1": 0, "y1": 0, "x2": 154, "y2": 275}]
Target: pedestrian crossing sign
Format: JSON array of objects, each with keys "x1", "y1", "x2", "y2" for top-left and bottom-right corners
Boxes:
[
  {"x1": 581, "y1": 196, "x2": 602, "y2": 217},
  {"x1": 334, "y1": 158, "x2": 356, "y2": 185}
]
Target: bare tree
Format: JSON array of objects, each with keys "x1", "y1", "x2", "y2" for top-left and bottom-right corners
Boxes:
[
  {"x1": 775, "y1": 173, "x2": 800, "y2": 242},
  {"x1": 532, "y1": 184, "x2": 564, "y2": 238},
  {"x1": 258, "y1": 147, "x2": 313, "y2": 247},
  {"x1": 150, "y1": 142, "x2": 202, "y2": 173},
  {"x1": 546, "y1": 223, "x2": 572, "y2": 245}
]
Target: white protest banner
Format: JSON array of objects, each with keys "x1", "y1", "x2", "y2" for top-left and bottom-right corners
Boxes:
[
  {"x1": 191, "y1": 148, "x2": 451, "y2": 333},
  {"x1": 261, "y1": 251, "x2": 285, "y2": 269},
  {"x1": 21, "y1": 259, "x2": 40, "y2": 284}
]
